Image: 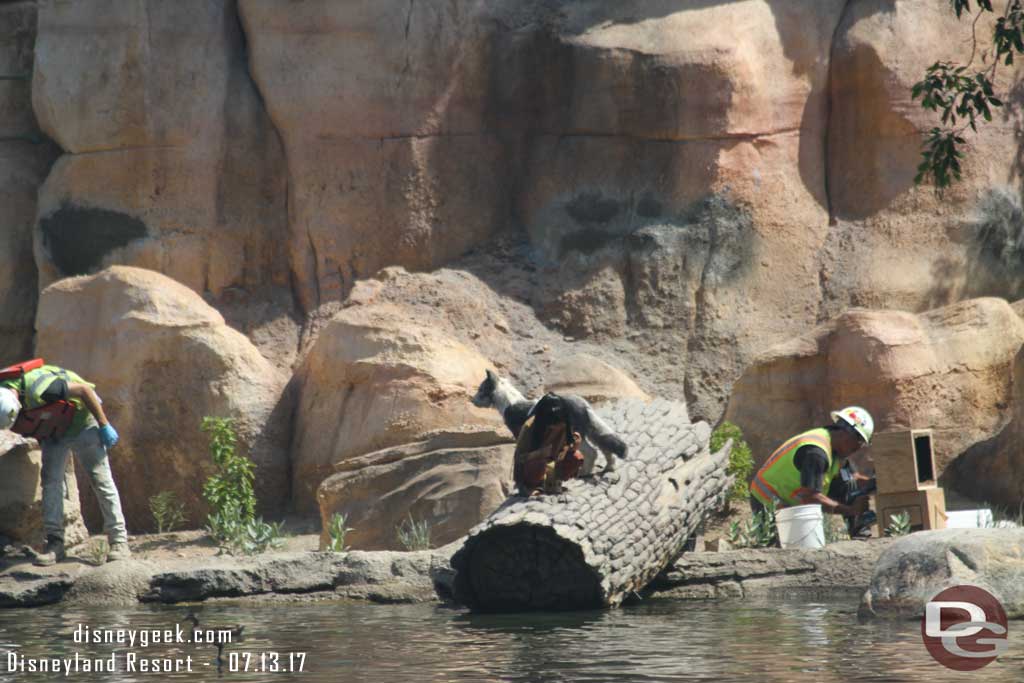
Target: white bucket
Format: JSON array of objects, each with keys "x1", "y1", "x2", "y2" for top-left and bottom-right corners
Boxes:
[{"x1": 775, "y1": 504, "x2": 825, "y2": 550}]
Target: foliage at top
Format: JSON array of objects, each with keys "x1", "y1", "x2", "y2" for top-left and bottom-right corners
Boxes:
[
  {"x1": 710, "y1": 421, "x2": 754, "y2": 503},
  {"x1": 913, "y1": 1, "x2": 1024, "y2": 189}
]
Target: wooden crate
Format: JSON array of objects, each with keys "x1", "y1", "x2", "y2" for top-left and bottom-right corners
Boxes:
[
  {"x1": 872, "y1": 488, "x2": 947, "y2": 534},
  {"x1": 870, "y1": 429, "x2": 938, "y2": 494}
]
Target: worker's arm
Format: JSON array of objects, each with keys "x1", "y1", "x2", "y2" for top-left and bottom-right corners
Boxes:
[
  {"x1": 67, "y1": 383, "x2": 110, "y2": 427},
  {"x1": 793, "y1": 445, "x2": 868, "y2": 516},
  {"x1": 798, "y1": 490, "x2": 868, "y2": 516}
]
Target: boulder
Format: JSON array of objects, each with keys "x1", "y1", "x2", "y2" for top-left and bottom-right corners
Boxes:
[
  {"x1": 949, "y1": 345, "x2": 1024, "y2": 506},
  {"x1": 317, "y1": 431, "x2": 514, "y2": 551},
  {"x1": 653, "y1": 539, "x2": 895, "y2": 600},
  {"x1": 31, "y1": 0, "x2": 290, "y2": 313},
  {"x1": 859, "y1": 529, "x2": 1024, "y2": 620},
  {"x1": 291, "y1": 303, "x2": 501, "y2": 511},
  {"x1": 0, "y1": 2, "x2": 59, "y2": 363},
  {"x1": 0, "y1": 432, "x2": 88, "y2": 547},
  {"x1": 725, "y1": 298, "x2": 1024, "y2": 506},
  {"x1": 34, "y1": 266, "x2": 291, "y2": 531},
  {"x1": 544, "y1": 354, "x2": 650, "y2": 404}
]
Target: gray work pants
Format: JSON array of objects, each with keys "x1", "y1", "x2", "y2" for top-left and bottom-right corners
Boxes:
[{"x1": 41, "y1": 426, "x2": 128, "y2": 544}]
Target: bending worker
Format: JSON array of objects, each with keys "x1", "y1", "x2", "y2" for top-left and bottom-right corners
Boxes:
[
  {"x1": 0, "y1": 362, "x2": 130, "y2": 565},
  {"x1": 750, "y1": 406, "x2": 874, "y2": 520}
]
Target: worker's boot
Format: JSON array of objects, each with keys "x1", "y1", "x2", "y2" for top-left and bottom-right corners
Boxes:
[
  {"x1": 107, "y1": 542, "x2": 132, "y2": 562},
  {"x1": 33, "y1": 536, "x2": 66, "y2": 567}
]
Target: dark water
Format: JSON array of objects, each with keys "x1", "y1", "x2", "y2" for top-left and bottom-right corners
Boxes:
[{"x1": 0, "y1": 596, "x2": 1019, "y2": 682}]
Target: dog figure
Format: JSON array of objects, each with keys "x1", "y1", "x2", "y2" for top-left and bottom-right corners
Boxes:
[{"x1": 471, "y1": 369, "x2": 627, "y2": 475}]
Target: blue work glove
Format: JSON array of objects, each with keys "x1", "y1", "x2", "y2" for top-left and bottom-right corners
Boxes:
[{"x1": 98, "y1": 423, "x2": 119, "y2": 449}]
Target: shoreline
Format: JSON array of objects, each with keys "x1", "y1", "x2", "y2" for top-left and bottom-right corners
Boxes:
[{"x1": 0, "y1": 532, "x2": 894, "y2": 610}]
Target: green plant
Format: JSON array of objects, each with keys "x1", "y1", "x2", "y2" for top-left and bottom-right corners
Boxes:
[
  {"x1": 913, "y1": 1, "x2": 1024, "y2": 189},
  {"x1": 205, "y1": 500, "x2": 247, "y2": 545},
  {"x1": 710, "y1": 421, "x2": 755, "y2": 503},
  {"x1": 229, "y1": 518, "x2": 285, "y2": 555},
  {"x1": 396, "y1": 514, "x2": 432, "y2": 551},
  {"x1": 149, "y1": 490, "x2": 186, "y2": 534},
  {"x1": 87, "y1": 538, "x2": 108, "y2": 566},
  {"x1": 727, "y1": 501, "x2": 779, "y2": 549},
  {"x1": 200, "y1": 417, "x2": 281, "y2": 555},
  {"x1": 327, "y1": 513, "x2": 354, "y2": 552},
  {"x1": 885, "y1": 511, "x2": 913, "y2": 537},
  {"x1": 824, "y1": 515, "x2": 850, "y2": 544},
  {"x1": 201, "y1": 417, "x2": 256, "y2": 521}
]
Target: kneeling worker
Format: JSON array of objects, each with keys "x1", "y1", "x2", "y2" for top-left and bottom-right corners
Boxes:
[
  {"x1": 750, "y1": 406, "x2": 874, "y2": 521},
  {"x1": 0, "y1": 362, "x2": 130, "y2": 565}
]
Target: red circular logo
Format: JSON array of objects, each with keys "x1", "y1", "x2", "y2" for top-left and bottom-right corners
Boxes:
[{"x1": 921, "y1": 585, "x2": 1009, "y2": 671}]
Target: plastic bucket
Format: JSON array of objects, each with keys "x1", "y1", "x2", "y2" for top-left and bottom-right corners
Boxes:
[{"x1": 775, "y1": 504, "x2": 825, "y2": 549}]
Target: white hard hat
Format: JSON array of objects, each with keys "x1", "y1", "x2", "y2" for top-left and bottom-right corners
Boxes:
[
  {"x1": 830, "y1": 406, "x2": 874, "y2": 444},
  {"x1": 0, "y1": 388, "x2": 20, "y2": 431}
]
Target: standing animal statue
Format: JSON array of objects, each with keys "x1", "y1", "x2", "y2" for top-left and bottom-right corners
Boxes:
[{"x1": 471, "y1": 370, "x2": 627, "y2": 476}]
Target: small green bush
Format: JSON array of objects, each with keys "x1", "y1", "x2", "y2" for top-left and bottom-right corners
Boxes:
[
  {"x1": 711, "y1": 421, "x2": 755, "y2": 502},
  {"x1": 149, "y1": 490, "x2": 186, "y2": 534},
  {"x1": 326, "y1": 513, "x2": 354, "y2": 552},
  {"x1": 396, "y1": 514, "x2": 432, "y2": 551},
  {"x1": 200, "y1": 417, "x2": 281, "y2": 555},
  {"x1": 885, "y1": 511, "x2": 912, "y2": 537},
  {"x1": 201, "y1": 417, "x2": 256, "y2": 521},
  {"x1": 87, "y1": 538, "x2": 108, "y2": 566},
  {"x1": 824, "y1": 515, "x2": 850, "y2": 544},
  {"x1": 727, "y1": 500, "x2": 779, "y2": 549}
]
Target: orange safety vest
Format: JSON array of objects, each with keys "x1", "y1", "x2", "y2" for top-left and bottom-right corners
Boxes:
[{"x1": 750, "y1": 428, "x2": 842, "y2": 508}]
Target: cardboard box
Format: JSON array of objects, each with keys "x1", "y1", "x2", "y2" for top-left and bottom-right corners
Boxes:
[
  {"x1": 872, "y1": 488, "x2": 947, "y2": 534},
  {"x1": 870, "y1": 429, "x2": 938, "y2": 494}
]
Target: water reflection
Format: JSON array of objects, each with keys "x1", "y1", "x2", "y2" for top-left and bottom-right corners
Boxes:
[{"x1": 0, "y1": 596, "x2": 1018, "y2": 682}]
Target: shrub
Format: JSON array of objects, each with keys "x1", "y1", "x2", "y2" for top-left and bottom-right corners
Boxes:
[
  {"x1": 823, "y1": 515, "x2": 850, "y2": 544},
  {"x1": 726, "y1": 500, "x2": 778, "y2": 549},
  {"x1": 149, "y1": 490, "x2": 186, "y2": 534},
  {"x1": 87, "y1": 538, "x2": 108, "y2": 566},
  {"x1": 885, "y1": 511, "x2": 912, "y2": 537},
  {"x1": 326, "y1": 513, "x2": 354, "y2": 552},
  {"x1": 201, "y1": 417, "x2": 256, "y2": 521},
  {"x1": 396, "y1": 514, "x2": 432, "y2": 551},
  {"x1": 711, "y1": 421, "x2": 754, "y2": 503},
  {"x1": 200, "y1": 417, "x2": 280, "y2": 555}
]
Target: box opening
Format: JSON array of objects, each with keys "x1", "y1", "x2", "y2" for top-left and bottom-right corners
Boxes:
[{"x1": 913, "y1": 434, "x2": 935, "y2": 485}]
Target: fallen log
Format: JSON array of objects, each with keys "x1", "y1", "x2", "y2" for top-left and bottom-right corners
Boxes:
[{"x1": 451, "y1": 398, "x2": 733, "y2": 611}]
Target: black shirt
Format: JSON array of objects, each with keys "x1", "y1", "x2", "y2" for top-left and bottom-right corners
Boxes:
[{"x1": 793, "y1": 444, "x2": 829, "y2": 493}]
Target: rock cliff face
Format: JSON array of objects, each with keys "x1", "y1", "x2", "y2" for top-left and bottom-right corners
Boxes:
[{"x1": 3, "y1": 0, "x2": 1024, "y2": 530}]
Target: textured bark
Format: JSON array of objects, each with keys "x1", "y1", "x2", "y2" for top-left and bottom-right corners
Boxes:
[{"x1": 451, "y1": 398, "x2": 733, "y2": 611}]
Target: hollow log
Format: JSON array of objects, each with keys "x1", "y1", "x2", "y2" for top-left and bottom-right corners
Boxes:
[{"x1": 451, "y1": 398, "x2": 733, "y2": 611}]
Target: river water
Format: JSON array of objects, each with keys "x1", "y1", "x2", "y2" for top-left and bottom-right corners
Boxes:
[{"x1": 0, "y1": 596, "x2": 1019, "y2": 682}]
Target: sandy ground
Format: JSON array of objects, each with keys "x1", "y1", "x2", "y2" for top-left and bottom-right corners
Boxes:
[{"x1": 30, "y1": 524, "x2": 324, "y2": 568}]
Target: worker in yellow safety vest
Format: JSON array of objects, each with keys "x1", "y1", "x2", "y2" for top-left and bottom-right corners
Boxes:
[{"x1": 750, "y1": 406, "x2": 875, "y2": 519}]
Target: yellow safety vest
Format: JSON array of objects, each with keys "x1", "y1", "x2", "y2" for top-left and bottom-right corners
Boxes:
[{"x1": 751, "y1": 428, "x2": 842, "y2": 508}]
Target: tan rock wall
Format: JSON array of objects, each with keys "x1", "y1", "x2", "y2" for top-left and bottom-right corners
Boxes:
[
  {"x1": 0, "y1": 1, "x2": 58, "y2": 364},
  {"x1": 239, "y1": 0, "x2": 509, "y2": 311},
  {"x1": 31, "y1": 0, "x2": 290, "y2": 318}
]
